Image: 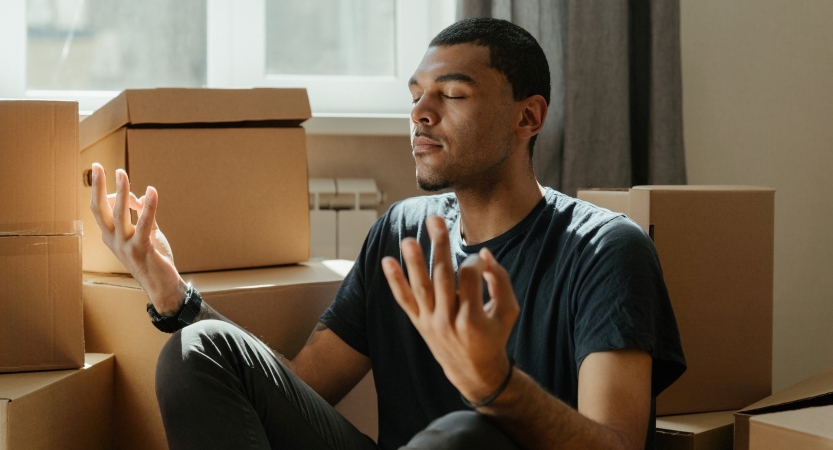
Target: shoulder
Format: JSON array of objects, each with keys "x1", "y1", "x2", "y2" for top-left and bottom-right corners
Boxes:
[{"x1": 542, "y1": 188, "x2": 651, "y2": 252}]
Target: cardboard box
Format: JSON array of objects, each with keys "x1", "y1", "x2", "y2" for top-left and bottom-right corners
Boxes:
[
  {"x1": 656, "y1": 410, "x2": 735, "y2": 450},
  {"x1": 734, "y1": 366, "x2": 833, "y2": 450},
  {"x1": 0, "y1": 353, "x2": 114, "y2": 450},
  {"x1": 748, "y1": 405, "x2": 833, "y2": 450},
  {"x1": 0, "y1": 235, "x2": 84, "y2": 373},
  {"x1": 83, "y1": 261, "x2": 348, "y2": 450},
  {"x1": 0, "y1": 100, "x2": 79, "y2": 236},
  {"x1": 79, "y1": 88, "x2": 312, "y2": 273},
  {"x1": 577, "y1": 186, "x2": 775, "y2": 415}
]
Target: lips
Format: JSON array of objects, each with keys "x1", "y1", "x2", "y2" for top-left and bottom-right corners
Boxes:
[{"x1": 412, "y1": 136, "x2": 443, "y2": 154}]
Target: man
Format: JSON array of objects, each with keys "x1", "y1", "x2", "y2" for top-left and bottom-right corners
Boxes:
[{"x1": 90, "y1": 18, "x2": 685, "y2": 450}]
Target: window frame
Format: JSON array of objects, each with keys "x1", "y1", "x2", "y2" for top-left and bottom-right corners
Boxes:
[{"x1": 0, "y1": 0, "x2": 455, "y2": 133}]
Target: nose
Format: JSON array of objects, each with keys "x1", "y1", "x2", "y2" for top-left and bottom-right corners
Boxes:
[{"x1": 410, "y1": 95, "x2": 439, "y2": 127}]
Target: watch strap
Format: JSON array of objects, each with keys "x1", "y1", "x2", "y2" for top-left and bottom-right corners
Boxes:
[{"x1": 147, "y1": 284, "x2": 203, "y2": 333}]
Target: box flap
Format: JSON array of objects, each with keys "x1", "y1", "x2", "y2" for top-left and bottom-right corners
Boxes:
[
  {"x1": 658, "y1": 410, "x2": 736, "y2": 435},
  {"x1": 83, "y1": 260, "x2": 350, "y2": 293},
  {"x1": 80, "y1": 88, "x2": 312, "y2": 149},
  {"x1": 0, "y1": 354, "x2": 111, "y2": 401},
  {"x1": 738, "y1": 367, "x2": 833, "y2": 415},
  {"x1": 751, "y1": 405, "x2": 833, "y2": 441}
]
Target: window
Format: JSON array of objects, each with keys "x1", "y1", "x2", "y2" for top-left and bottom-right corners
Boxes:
[{"x1": 0, "y1": 0, "x2": 455, "y2": 122}]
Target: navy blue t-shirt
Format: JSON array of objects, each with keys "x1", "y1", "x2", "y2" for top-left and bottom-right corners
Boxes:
[{"x1": 321, "y1": 188, "x2": 686, "y2": 449}]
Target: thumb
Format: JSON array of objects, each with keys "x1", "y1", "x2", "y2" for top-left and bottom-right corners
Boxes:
[{"x1": 480, "y1": 248, "x2": 520, "y2": 324}]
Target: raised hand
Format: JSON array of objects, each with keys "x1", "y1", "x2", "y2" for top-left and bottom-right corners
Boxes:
[
  {"x1": 89, "y1": 163, "x2": 187, "y2": 315},
  {"x1": 381, "y1": 216, "x2": 520, "y2": 404}
]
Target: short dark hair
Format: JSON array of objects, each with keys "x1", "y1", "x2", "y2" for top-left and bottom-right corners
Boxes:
[{"x1": 430, "y1": 18, "x2": 551, "y2": 155}]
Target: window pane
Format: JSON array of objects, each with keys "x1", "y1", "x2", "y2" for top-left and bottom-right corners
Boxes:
[
  {"x1": 27, "y1": 0, "x2": 206, "y2": 90},
  {"x1": 266, "y1": 0, "x2": 395, "y2": 76}
]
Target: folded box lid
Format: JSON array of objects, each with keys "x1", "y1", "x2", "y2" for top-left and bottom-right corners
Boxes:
[
  {"x1": 80, "y1": 88, "x2": 312, "y2": 149},
  {"x1": 735, "y1": 367, "x2": 833, "y2": 450},
  {"x1": 82, "y1": 260, "x2": 349, "y2": 294}
]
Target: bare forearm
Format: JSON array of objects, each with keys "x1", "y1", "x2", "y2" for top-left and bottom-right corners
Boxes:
[{"x1": 480, "y1": 369, "x2": 635, "y2": 450}]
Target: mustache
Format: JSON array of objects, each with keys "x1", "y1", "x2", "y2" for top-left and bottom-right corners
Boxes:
[{"x1": 412, "y1": 128, "x2": 446, "y2": 145}]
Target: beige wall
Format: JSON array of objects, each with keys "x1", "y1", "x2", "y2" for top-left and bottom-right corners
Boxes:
[
  {"x1": 307, "y1": 134, "x2": 424, "y2": 216},
  {"x1": 680, "y1": 0, "x2": 833, "y2": 391}
]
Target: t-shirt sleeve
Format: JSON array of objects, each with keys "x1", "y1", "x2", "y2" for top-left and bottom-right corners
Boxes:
[
  {"x1": 572, "y1": 217, "x2": 686, "y2": 396},
  {"x1": 319, "y1": 212, "x2": 390, "y2": 357}
]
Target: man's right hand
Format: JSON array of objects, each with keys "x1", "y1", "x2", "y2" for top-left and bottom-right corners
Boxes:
[{"x1": 89, "y1": 163, "x2": 187, "y2": 315}]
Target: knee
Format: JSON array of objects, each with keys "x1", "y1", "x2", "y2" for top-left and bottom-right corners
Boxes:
[
  {"x1": 155, "y1": 320, "x2": 238, "y2": 400},
  {"x1": 403, "y1": 410, "x2": 519, "y2": 450}
]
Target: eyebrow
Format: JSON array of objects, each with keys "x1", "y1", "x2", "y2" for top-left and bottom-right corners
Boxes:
[{"x1": 408, "y1": 72, "x2": 477, "y2": 87}]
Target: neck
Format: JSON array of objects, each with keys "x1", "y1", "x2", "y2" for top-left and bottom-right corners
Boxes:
[{"x1": 455, "y1": 161, "x2": 544, "y2": 246}]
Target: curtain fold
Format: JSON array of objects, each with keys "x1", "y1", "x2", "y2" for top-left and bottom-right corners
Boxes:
[{"x1": 456, "y1": 0, "x2": 687, "y2": 196}]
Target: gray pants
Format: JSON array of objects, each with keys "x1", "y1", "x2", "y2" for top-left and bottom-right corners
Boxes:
[{"x1": 156, "y1": 320, "x2": 521, "y2": 450}]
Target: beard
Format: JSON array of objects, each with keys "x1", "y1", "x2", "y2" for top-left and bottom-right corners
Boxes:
[{"x1": 415, "y1": 168, "x2": 451, "y2": 192}]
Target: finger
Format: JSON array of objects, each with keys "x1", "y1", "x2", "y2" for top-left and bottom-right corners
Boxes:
[
  {"x1": 135, "y1": 186, "x2": 158, "y2": 242},
  {"x1": 427, "y1": 216, "x2": 456, "y2": 317},
  {"x1": 401, "y1": 237, "x2": 435, "y2": 315},
  {"x1": 110, "y1": 192, "x2": 142, "y2": 211},
  {"x1": 90, "y1": 163, "x2": 114, "y2": 233},
  {"x1": 112, "y1": 169, "x2": 133, "y2": 239},
  {"x1": 382, "y1": 256, "x2": 420, "y2": 319},
  {"x1": 458, "y1": 253, "x2": 487, "y2": 322},
  {"x1": 481, "y1": 248, "x2": 520, "y2": 323}
]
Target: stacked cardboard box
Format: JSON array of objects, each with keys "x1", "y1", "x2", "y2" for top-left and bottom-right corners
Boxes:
[
  {"x1": 78, "y1": 88, "x2": 378, "y2": 448},
  {"x1": 0, "y1": 100, "x2": 114, "y2": 447},
  {"x1": 78, "y1": 88, "x2": 312, "y2": 274},
  {"x1": 0, "y1": 354, "x2": 114, "y2": 449},
  {"x1": 577, "y1": 186, "x2": 775, "y2": 416},
  {"x1": 83, "y1": 261, "x2": 350, "y2": 449},
  {"x1": 656, "y1": 410, "x2": 735, "y2": 450},
  {"x1": 0, "y1": 100, "x2": 84, "y2": 373}
]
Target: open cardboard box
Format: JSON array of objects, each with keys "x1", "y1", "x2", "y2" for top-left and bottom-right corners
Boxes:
[
  {"x1": 577, "y1": 186, "x2": 775, "y2": 415},
  {"x1": 734, "y1": 366, "x2": 833, "y2": 450},
  {"x1": 79, "y1": 88, "x2": 312, "y2": 274},
  {"x1": 748, "y1": 405, "x2": 833, "y2": 449}
]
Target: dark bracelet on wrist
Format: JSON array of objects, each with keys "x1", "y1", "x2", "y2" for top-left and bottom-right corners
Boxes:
[
  {"x1": 146, "y1": 284, "x2": 203, "y2": 333},
  {"x1": 460, "y1": 357, "x2": 515, "y2": 409}
]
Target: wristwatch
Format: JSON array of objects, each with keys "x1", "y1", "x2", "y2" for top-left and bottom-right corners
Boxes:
[{"x1": 146, "y1": 284, "x2": 203, "y2": 333}]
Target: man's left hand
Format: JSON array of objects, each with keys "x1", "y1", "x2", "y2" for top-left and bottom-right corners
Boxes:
[{"x1": 382, "y1": 215, "x2": 520, "y2": 404}]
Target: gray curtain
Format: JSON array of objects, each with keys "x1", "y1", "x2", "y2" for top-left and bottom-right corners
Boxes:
[{"x1": 457, "y1": 0, "x2": 687, "y2": 196}]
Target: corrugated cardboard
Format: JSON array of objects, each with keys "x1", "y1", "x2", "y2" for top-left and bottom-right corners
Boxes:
[
  {"x1": 82, "y1": 261, "x2": 348, "y2": 450},
  {"x1": 0, "y1": 353, "x2": 114, "y2": 450},
  {"x1": 0, "y1": 100, "x2": 79, "y2": 236},
  {"x1": 656, "y1": 410, "x2": 735, "y2": 450},
  {"x1": 748, "y1": 405, "x2": 833, "y2": 450},
  {"x1": 0, "y1": 235, "x2": 84, "y2": 373},
  {"x1": 734, "y1": 366, "x2": 833, "y2": 450},
  {"x1": 576, "y1": 186, "x2": 775, "y2": 415},
  {"x1": 79, "y1": 88, "x2": 312, "y2": 273}
]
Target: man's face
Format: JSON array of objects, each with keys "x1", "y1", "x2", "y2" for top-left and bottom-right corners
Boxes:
[{"x1": 408, "y1": 44, "x2": 519, "y2": 192}]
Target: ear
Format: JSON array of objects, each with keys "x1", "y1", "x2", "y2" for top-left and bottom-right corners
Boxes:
[{"x1": 515, "y1": 95, "x2": 548, "y2": 143}]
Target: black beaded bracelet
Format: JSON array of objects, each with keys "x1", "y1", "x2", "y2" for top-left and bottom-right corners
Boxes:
[{"x1": 460, "y1": 358, "x2": 516, "y2": 409}]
